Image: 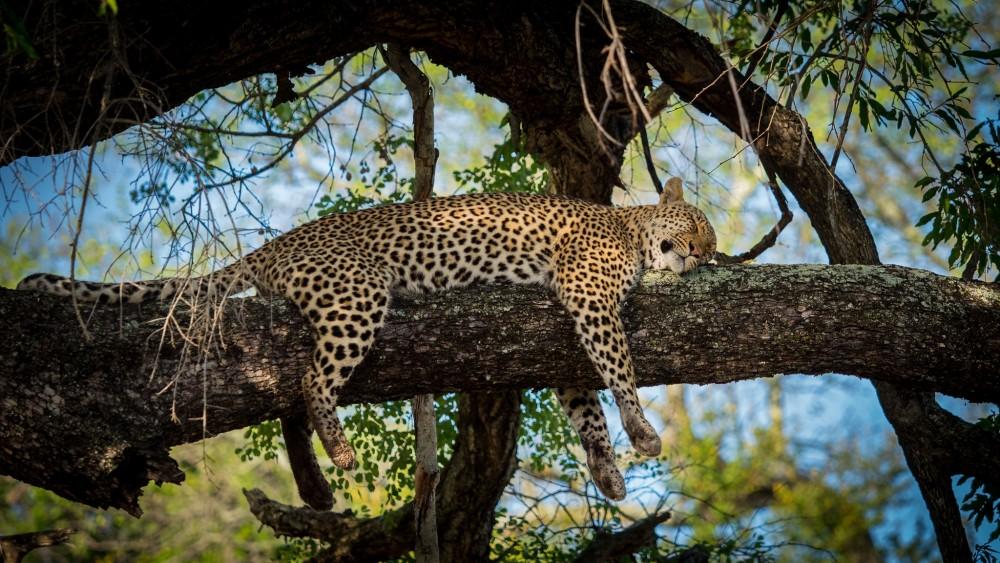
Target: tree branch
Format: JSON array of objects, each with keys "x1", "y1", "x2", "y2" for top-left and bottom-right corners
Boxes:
[
  {"x1": 383, "y1": 43, "x2": 437, "y2": 201},
  {"x1": 1, "y1": 3, "x2": 993, "y2": 557},
  {"x1": 0, "y1": 529, "x2": 75, "y2": 563},
  {"x1": 572, "y1": 510, "x2": 672, "y2": 562},
  {"x1": 1, "y1": 264, "x2": 997, "y2": 514},
  {"x1": 610, "y1": 0, "x2": 878, "y2": 265},
  {"x1": 715, "y1": 171, "x2": 792, "y2": 264},
  {"x1": 246, "y1": 391, "x2": 520, "y2": 561}
]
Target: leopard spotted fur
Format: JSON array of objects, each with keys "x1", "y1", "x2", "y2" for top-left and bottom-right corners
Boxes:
[{"x1": 18, "y1": 177, "x2": 716, "y2": 500}]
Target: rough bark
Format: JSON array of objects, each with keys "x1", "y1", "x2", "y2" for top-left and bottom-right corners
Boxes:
[
  {"x1": 1, "y1": 0, "x2": 871, "y2": 258},
  {"x1": 872, "y1": 384, "x2": 994, "y2": 563},
  {"x1": 1, "y1": 264, "x2": 998, "y2": 515},
  {"x1": 601, "y1": 5, "x2": 988, "y2": 556},
  {"x1": 245, "y1": 391, "x2": 520, "y2": 562},
  {"x1": 410, "y1": 393, "x2": 440, "y2": 563},
  {"x1": 606, "y1": 1, "x2": 878, "y2": 265}
]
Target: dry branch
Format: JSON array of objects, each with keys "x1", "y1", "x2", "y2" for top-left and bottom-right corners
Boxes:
[
  {"x1": 1, "y1": 264, "x2": 998, "y2": 515},
  {"x1": 572, "y1": 510, "x2": 672, "y2": 562},
  {"x1": 716, "y1": 173, "x2": 793, "y2": 265},
  {"x1": 0, "y1": 528, "x2": 75, "y2": 563}
]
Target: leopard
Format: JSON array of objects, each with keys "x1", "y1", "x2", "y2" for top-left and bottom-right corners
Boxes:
[{"x1": 17, "y1": 176, "x2": 716, "y2": 501}]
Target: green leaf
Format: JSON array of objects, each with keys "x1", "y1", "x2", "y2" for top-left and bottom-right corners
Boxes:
[
  {"x1": 934, "y1": 109, "x2": 960, "y2": 135},
  {"x1": 799, "y1": 74, "x2": 812, "y2": 101},
  {"x1": 921, "y1": 185, "x2": 939, "y2": 203},
  {"x1": 966, "y1": 121, "x2": 988, "y2": 142},
  {"x1": 962, "y1": 48, "x2": 1000, "y2": 60},
  {"x1": 915, "y1": 212, "x2": 936, "y2": 227},
  {"x1": 948, "y1": 244, "x2": 962, "y2": 267},
  {"x1": 2, "y1": 16, "x2": 38, "y2": 59}
]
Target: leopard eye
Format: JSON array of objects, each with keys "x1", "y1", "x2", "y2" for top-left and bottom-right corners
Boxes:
[{"x1": 660, "y1": 240, "x2": 673, "y2": 253}]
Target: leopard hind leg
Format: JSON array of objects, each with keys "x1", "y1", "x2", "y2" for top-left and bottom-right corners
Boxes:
[
  {"x1": 556, "y1": 387, "x2": 626, "y2": 500},
  {"x1": 295, "y1": 268, "x2": 390, "y2": 471}
]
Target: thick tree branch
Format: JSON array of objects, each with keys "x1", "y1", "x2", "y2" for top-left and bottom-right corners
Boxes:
[
  {"x1": 1, "y1": 264, "x2": 997, "y2": 515},
  {"x1": 609, "y1": 0, "x2": 877, "y2": 265},
  {"x1": 2, "y1": 0, "x2": 636, "y2": 201},
  {"x1": 873, "y1": 383, "x2": 995, "y2": 563}
]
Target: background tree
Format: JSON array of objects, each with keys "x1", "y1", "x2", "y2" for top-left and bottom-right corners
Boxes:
[{"x1": 1, "y1": 0, "x2": 998, "y2": 561}]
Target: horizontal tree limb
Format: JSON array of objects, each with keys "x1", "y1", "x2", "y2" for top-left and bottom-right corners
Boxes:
[{"x1": 1, "y1": 264, "x2": 997, "y2": 514}]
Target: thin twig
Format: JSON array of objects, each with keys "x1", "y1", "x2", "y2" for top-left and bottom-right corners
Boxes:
[
  {"x1": 639, "y1": 126, "x2": 663, "y2": 195},
  {"x1": 743, "y1": 0, "x2": 790, "y2": 78},
  {"x1": 715, "y1": 170, "x2": 793, "y2": 264},
  {"x1": 201, "y1": 66, "x2": 390, "y2": 189},
  {"x1": 574, "y1": 4, "x2": 622, "y2": 147},
  {"x1": 829, "y1": 0, "x2": 877, "y2": 175}
]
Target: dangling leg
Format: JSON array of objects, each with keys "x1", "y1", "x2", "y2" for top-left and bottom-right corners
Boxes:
[
  {"x1": 555, "y1": 387, "x2": 625, "y2": 500},
  {"x1": 556, "y1": 281, "x2": 661, "y2": 458},
  {"x1": 297, "y1": 275, "x2": 389, "y2": 471}
]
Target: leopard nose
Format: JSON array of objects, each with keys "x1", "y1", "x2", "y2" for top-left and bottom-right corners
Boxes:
[{"x1": 688, "y1": 242, "x2": 701, "y2": 258}]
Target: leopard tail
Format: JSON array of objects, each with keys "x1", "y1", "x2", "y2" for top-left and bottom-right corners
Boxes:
[{"x1": 16, "y1": 261, "x2": 254, "y2": 305}]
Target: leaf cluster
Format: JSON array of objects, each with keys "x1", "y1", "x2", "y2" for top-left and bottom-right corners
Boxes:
[
  {"x1": 957, "y1": 413, "x2": 1000, "y2": 556},
  {"x1": 917, "y1": 116, "x2": 1000, "y2": 276},
  {"x1": 453, "y1": 129, "x2": 548, "y2": 195}
]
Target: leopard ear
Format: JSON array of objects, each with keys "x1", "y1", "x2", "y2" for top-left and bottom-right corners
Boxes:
[{"x1": 659, "y1": 177, "x2": 684, "y2": 205}]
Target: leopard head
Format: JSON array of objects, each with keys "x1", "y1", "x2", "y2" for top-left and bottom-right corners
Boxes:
[{"x1": 645, "y1": 177, "x2": 716, "y2": 274}]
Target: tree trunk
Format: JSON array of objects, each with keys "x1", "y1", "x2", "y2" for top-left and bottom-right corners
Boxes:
[{"x1": 1, "y1": 264, "x2": 997, "y2": 515}]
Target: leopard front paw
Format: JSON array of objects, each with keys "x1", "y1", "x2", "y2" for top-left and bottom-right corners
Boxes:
[
  {"x1": 627, "y1": 420, "x2": 662, "y2": 457},
  {"x1": 586, "y1": 453, "x2": 626, "y2": 501}
]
